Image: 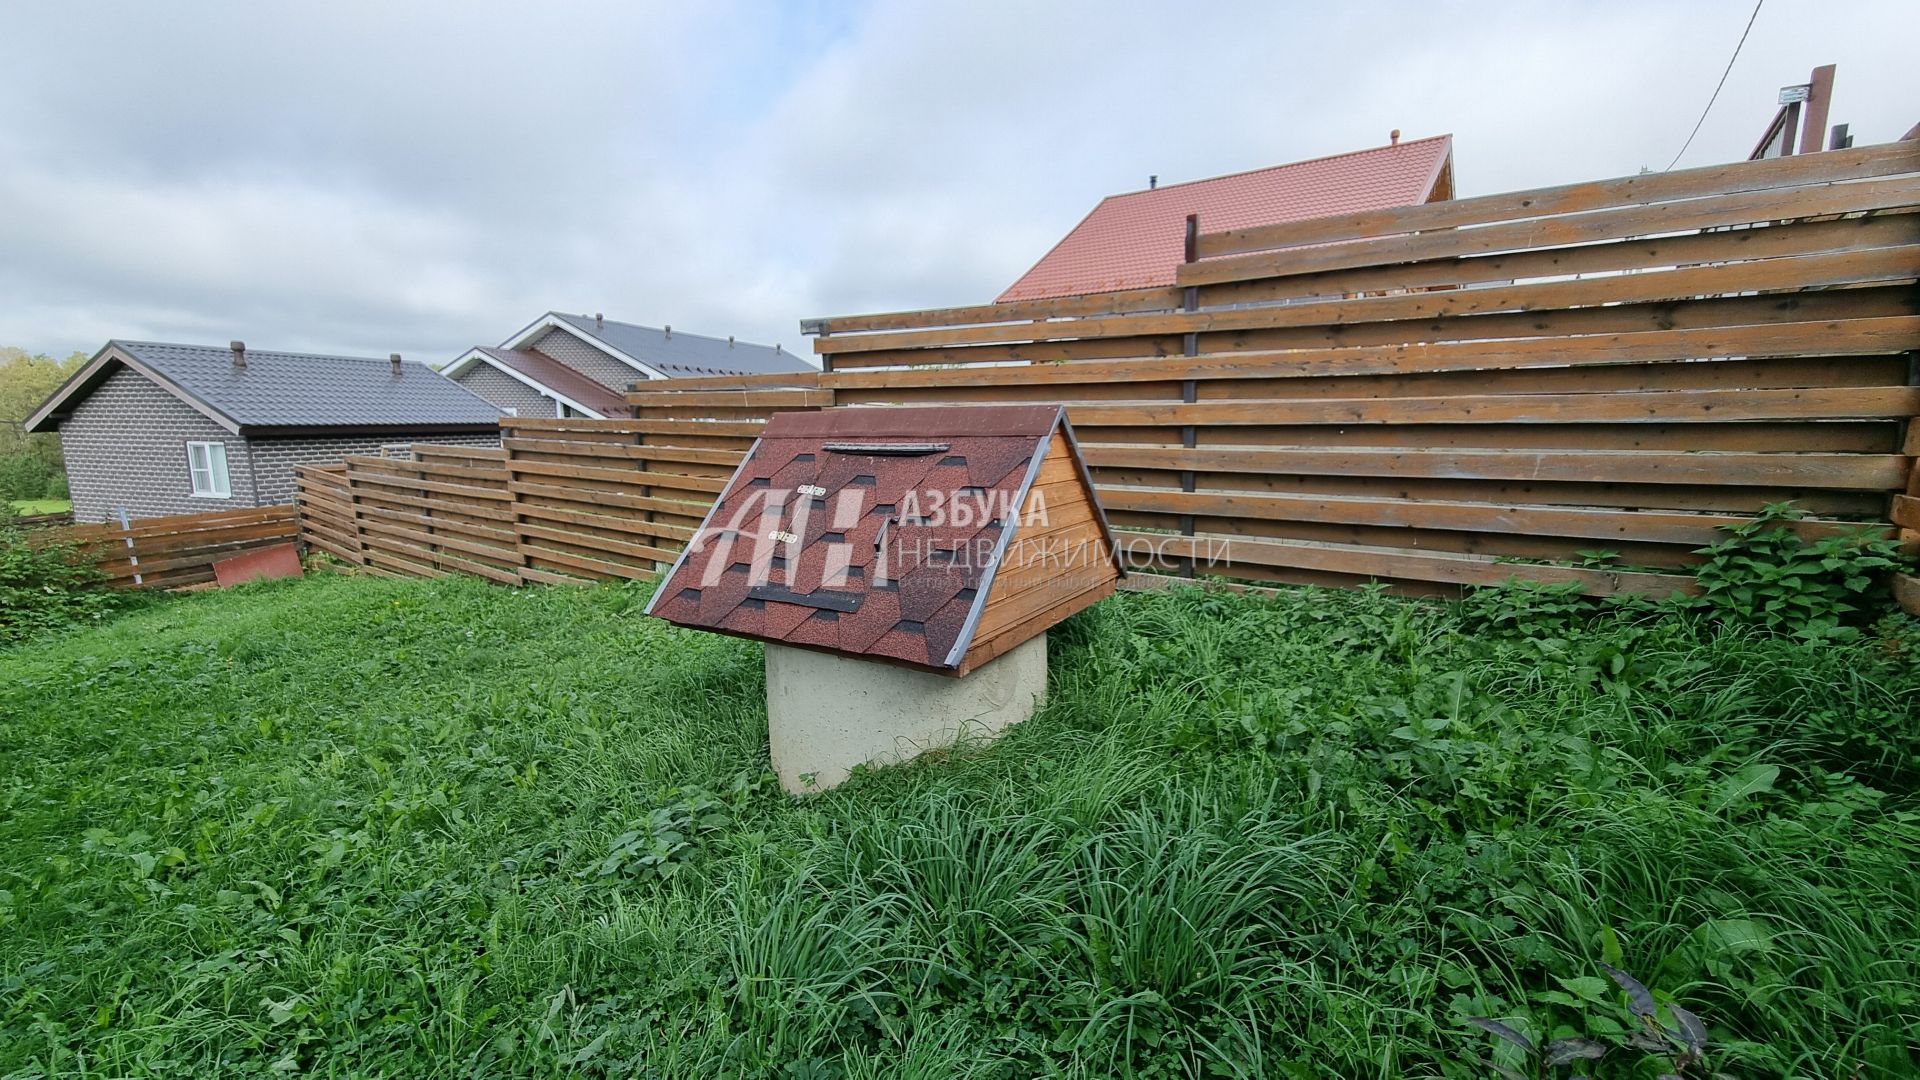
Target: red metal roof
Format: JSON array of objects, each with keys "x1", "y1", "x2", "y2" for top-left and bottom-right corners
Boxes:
[
  {"x1": 476, "y1": 347, "x2": 633, "y2": 417},
  {"x1": 646, "y1": 405, "x2": 1109, "y2": 672},
  {"x1": 998, "y1": 135, "x2": 1453, "y2": 302}
]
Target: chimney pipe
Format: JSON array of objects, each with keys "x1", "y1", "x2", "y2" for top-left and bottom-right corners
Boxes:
[
  {"x1": 1149, "y1": 174, "x2": 1158, "y2": 189},
  {"x1": 390, "y1": 353, "x2": 402, "y2": 376},
  {"x1": 664, "y1": 324, "x2": 671, "y2": 339},
  {"x1": 229, "y1": 340, "x2": 246, "y2": 368},
  {"x1": 1390, "y1": 129, "x2": 1400, "y2": 145},
  {"x1": 595, "y1": 312, "x2": 604, "y2": 329},
  {"x1": 728, "y1": 335, "x2": 735, "y2": 348}
]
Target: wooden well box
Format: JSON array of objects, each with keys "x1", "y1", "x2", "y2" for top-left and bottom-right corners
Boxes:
[{"x1": 644, "y1": 404, "x2": 1123, "y2": 674}]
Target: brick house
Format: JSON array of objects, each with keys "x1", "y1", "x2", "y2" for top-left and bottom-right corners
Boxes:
[
  {"x1": 26, "y1": 340, "x2": 504, "y2": 522},
  {"x1": 441, "y1": 311, "x2": 816, "y2": 419}
]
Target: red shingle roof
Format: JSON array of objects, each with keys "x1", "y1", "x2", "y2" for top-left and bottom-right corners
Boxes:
[
  {"x1": 998, "y1": 135, "x2": 1453, "y2": 303},
  {"x1": 646, "y1": 405, "x2": 1110, "y2": 672},
  {"x1": 476, "y1": 347, "x2": 632, "y2": 418}
]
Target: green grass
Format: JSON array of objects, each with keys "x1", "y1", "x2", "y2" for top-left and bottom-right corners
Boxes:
[
  {"x1": 1, "y1": 573, "x2": 1916, "y2": 1077},
  {"x1": 6, "y1": 499, "x2": 69, "y2": 516}
]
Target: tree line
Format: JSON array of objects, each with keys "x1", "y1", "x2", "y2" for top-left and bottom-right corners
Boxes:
[{"x1": 1, "y1": 347, "x2": 86, "y2": 504}]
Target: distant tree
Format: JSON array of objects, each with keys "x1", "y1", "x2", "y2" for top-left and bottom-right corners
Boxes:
[{"x1": 0, "y1": 347, "x2": 87, "y2": 501}]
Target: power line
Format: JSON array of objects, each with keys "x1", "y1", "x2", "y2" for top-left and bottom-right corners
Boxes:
[{"x1": 1666, "y1": 0, "x2": 1765, "y2": 171}]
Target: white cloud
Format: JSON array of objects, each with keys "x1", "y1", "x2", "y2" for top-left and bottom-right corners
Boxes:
[{"x1": 0, "y1": 0, "x2": 1911, "y2": 364}]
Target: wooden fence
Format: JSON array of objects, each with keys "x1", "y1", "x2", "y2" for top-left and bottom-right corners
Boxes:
[
  {"x1": 680, "y1": 139, "x2": 1919, "y2": 597},
  {"x1": 13, "y1": 509, "x2": 74, "y2": 529},
  {"x1": 37, "y1": 506, "x2": 300, "y2": 589},
  {"x1": 293, "y1": 430, "x2": 758, "y2": 586},
  {"x1": 292, "y1": 138, "x2": 1920, "y2": 601}
]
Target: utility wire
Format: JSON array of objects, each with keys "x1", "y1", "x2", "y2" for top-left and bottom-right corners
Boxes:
[{"x1": 1665, "y1": 0, "x2": 1765, "y2": 171}]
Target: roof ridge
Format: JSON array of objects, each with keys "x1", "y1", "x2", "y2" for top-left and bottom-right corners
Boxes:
[
  {"x1": 553, "y1": 312, "x2": 784, "y2": 353},
  {"x1": 1100, "y1": 134, "x2": 1453, "y2": 201},
  {"x1": 114, "y1": 339, "x2": 421, "y2": 366}
]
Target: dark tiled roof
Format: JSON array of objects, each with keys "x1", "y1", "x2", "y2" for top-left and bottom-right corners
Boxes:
[
  {"x1": 551, "y1": 313, "x2": 816, "y2": 377},
  {"x1": 55, "y1": 340, "x2": 503, "y2": 432},
  {"x1": 646, "y1": 405, "x2": 1067, "y2": 671},
  {"x1": 475, "y1": 347, "x2": 632, "y2": 417}
]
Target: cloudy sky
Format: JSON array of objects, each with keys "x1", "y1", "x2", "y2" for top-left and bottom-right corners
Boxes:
[{"x1": 0, "y1": 0, "x2": 1912, "y2": 367}]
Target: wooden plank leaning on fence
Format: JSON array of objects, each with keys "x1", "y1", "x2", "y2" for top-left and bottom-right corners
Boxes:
[{"x1": 37, "y1": 505, "x2": 301, "y2": 590}]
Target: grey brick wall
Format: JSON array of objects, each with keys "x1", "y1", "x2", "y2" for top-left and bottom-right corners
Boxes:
[
  {"x1": 249, "y1": 431, "x2": 502, "y2": 505},
  {"x1": 59, "y1": 366, "x2": 259, "y2": 522},
  {"x1": 450, "y1": 363, "x2": 554, "y2": 417},
  {"x1": 54, "y1": 365, "x2": 502, "y2": 522},
  {"x1": 526, "y1": 327, "x2": 657, "y2": 392}
]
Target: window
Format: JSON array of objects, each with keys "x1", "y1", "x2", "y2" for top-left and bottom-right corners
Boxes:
[{"x1": 186, "y1": 441, "x2": 231, "y2": 498}]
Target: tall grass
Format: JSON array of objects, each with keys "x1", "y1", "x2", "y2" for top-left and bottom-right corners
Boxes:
[{"x1": 1, "y1": 572, "x2": 1915, "y2": 1077}]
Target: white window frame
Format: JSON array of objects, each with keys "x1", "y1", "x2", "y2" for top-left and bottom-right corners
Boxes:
[{"x1": 186, "y1": 441, "x2": 232, "y2": 499}]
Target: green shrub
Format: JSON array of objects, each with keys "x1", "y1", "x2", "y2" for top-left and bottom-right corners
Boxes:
[
  {"x1": 0, "y1": 507, "x2": 120, "y2": 643},
  {"x1": 1692, "y1": 504, "x2": 1910, "y2": 640},
  {"x1": 0, "y1": 452, "x2": 53, "y2": 501}
]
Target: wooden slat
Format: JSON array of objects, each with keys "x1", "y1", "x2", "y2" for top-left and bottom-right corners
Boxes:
[
  {"x1": 1114, "y1": 531, "x2": 1697, "y2": 598},
  {"x1": 512, "y1": 502, "x2": 696, "y2": 543},
  {"x1": 504, "y1": 456, "x2": 730, "y2": 492},
  {"x1": 1079, "y1": 445, "x2": 1910, "y2": 490},
  {"x1": 1193, "y1": 139, "x2": 1920, "y2": 257},
  {"x1": 820, "y1": 318, "x2": 1920, "y2": 390},
  {"x1": 1180, "y1": 175, "x2": 1920, "y2": 285},
  {"x1": 344, "y1": 470, "x2": 513, "y2": 503},
  {"x1": 517, "y1": 542, "x2": 655, "y2": 581},
  {"x1": 507, "y1": 480, "x2": 708, "y2": 522},
  {"x1": 804, "y1": 284, "x2": 1185, "y2": 336},
  {"x1": 1096, "y1": 486, "x2": 1865, "y2": 547},
  {"x1": 624, "y1": 388, "x2": 831, "y2": 409},
  {"x1": 407, "y1": 444, "x2": 508, "y2": 461},
  {"x1": 501, "y1": 438, "x2": 742, "y2": 466},
  {"x1": 340, "y1": 455, "x2": 511, "y2": 483},
  {"x1": 1071, "y1": 386, "x2": 1920, "y2": 427},
  {"x1": 816, "y1": 247, "x2": 1920, "y2": 354}
]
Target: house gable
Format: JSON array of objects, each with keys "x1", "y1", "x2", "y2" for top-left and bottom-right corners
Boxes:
[
  {"x1": 450, "y1": 362, "x2": 556, "y2": 417},
  {"x1": 522, "y1": 327, "x2": 657, "y2": 395},
  {"x1": 57, "y1": 364, "x2": 258, "y2": 521}
]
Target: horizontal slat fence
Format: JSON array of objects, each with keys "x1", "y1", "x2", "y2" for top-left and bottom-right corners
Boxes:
[
  {"x1": 294, "y1": 417, "x2": 802, "y2": 586},
  {"x1": 289, "y1": 139, "x2": 1920, "y2": 602},
  {"x1": 13, "y1": 510, "x2": 75, "y2": 529},
  {"x1": 702, "y1": 139, "x2": 1920, "y2": 597},
  {"x1": 38, "y1": 506, "x2": 300, "y2": 589}
]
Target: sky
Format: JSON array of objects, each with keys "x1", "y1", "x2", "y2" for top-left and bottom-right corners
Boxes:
[{"x1": 0, "y1": 0, "x2": 1913, "y2": 368}]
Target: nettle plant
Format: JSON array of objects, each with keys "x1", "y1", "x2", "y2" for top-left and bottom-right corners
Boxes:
[{"x1": 1691, "y1": 504, "x2": 1909, "y2": 640}]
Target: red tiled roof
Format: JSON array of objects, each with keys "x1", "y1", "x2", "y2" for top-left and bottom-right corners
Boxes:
[
  {"x1": 646, "y1": 405, "x2": 1098, "y2": 672},
  {"x1": 476, "y1": 347, "x2": 632, "y2": 417},
  {"x1": 998, "y1": 135, "x2": 1453, "y2": 302}
]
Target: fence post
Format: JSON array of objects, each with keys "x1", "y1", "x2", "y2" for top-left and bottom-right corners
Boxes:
[
  {"x1": 1176, "y1": 212, "x2": 1201, "y2": 578},
  {"x1": 343, "y1": 465, "x2": 375, "y2": 570},
  {"x1": 1898, "y1": 350, "x2": 1920, "y2": 550}
]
